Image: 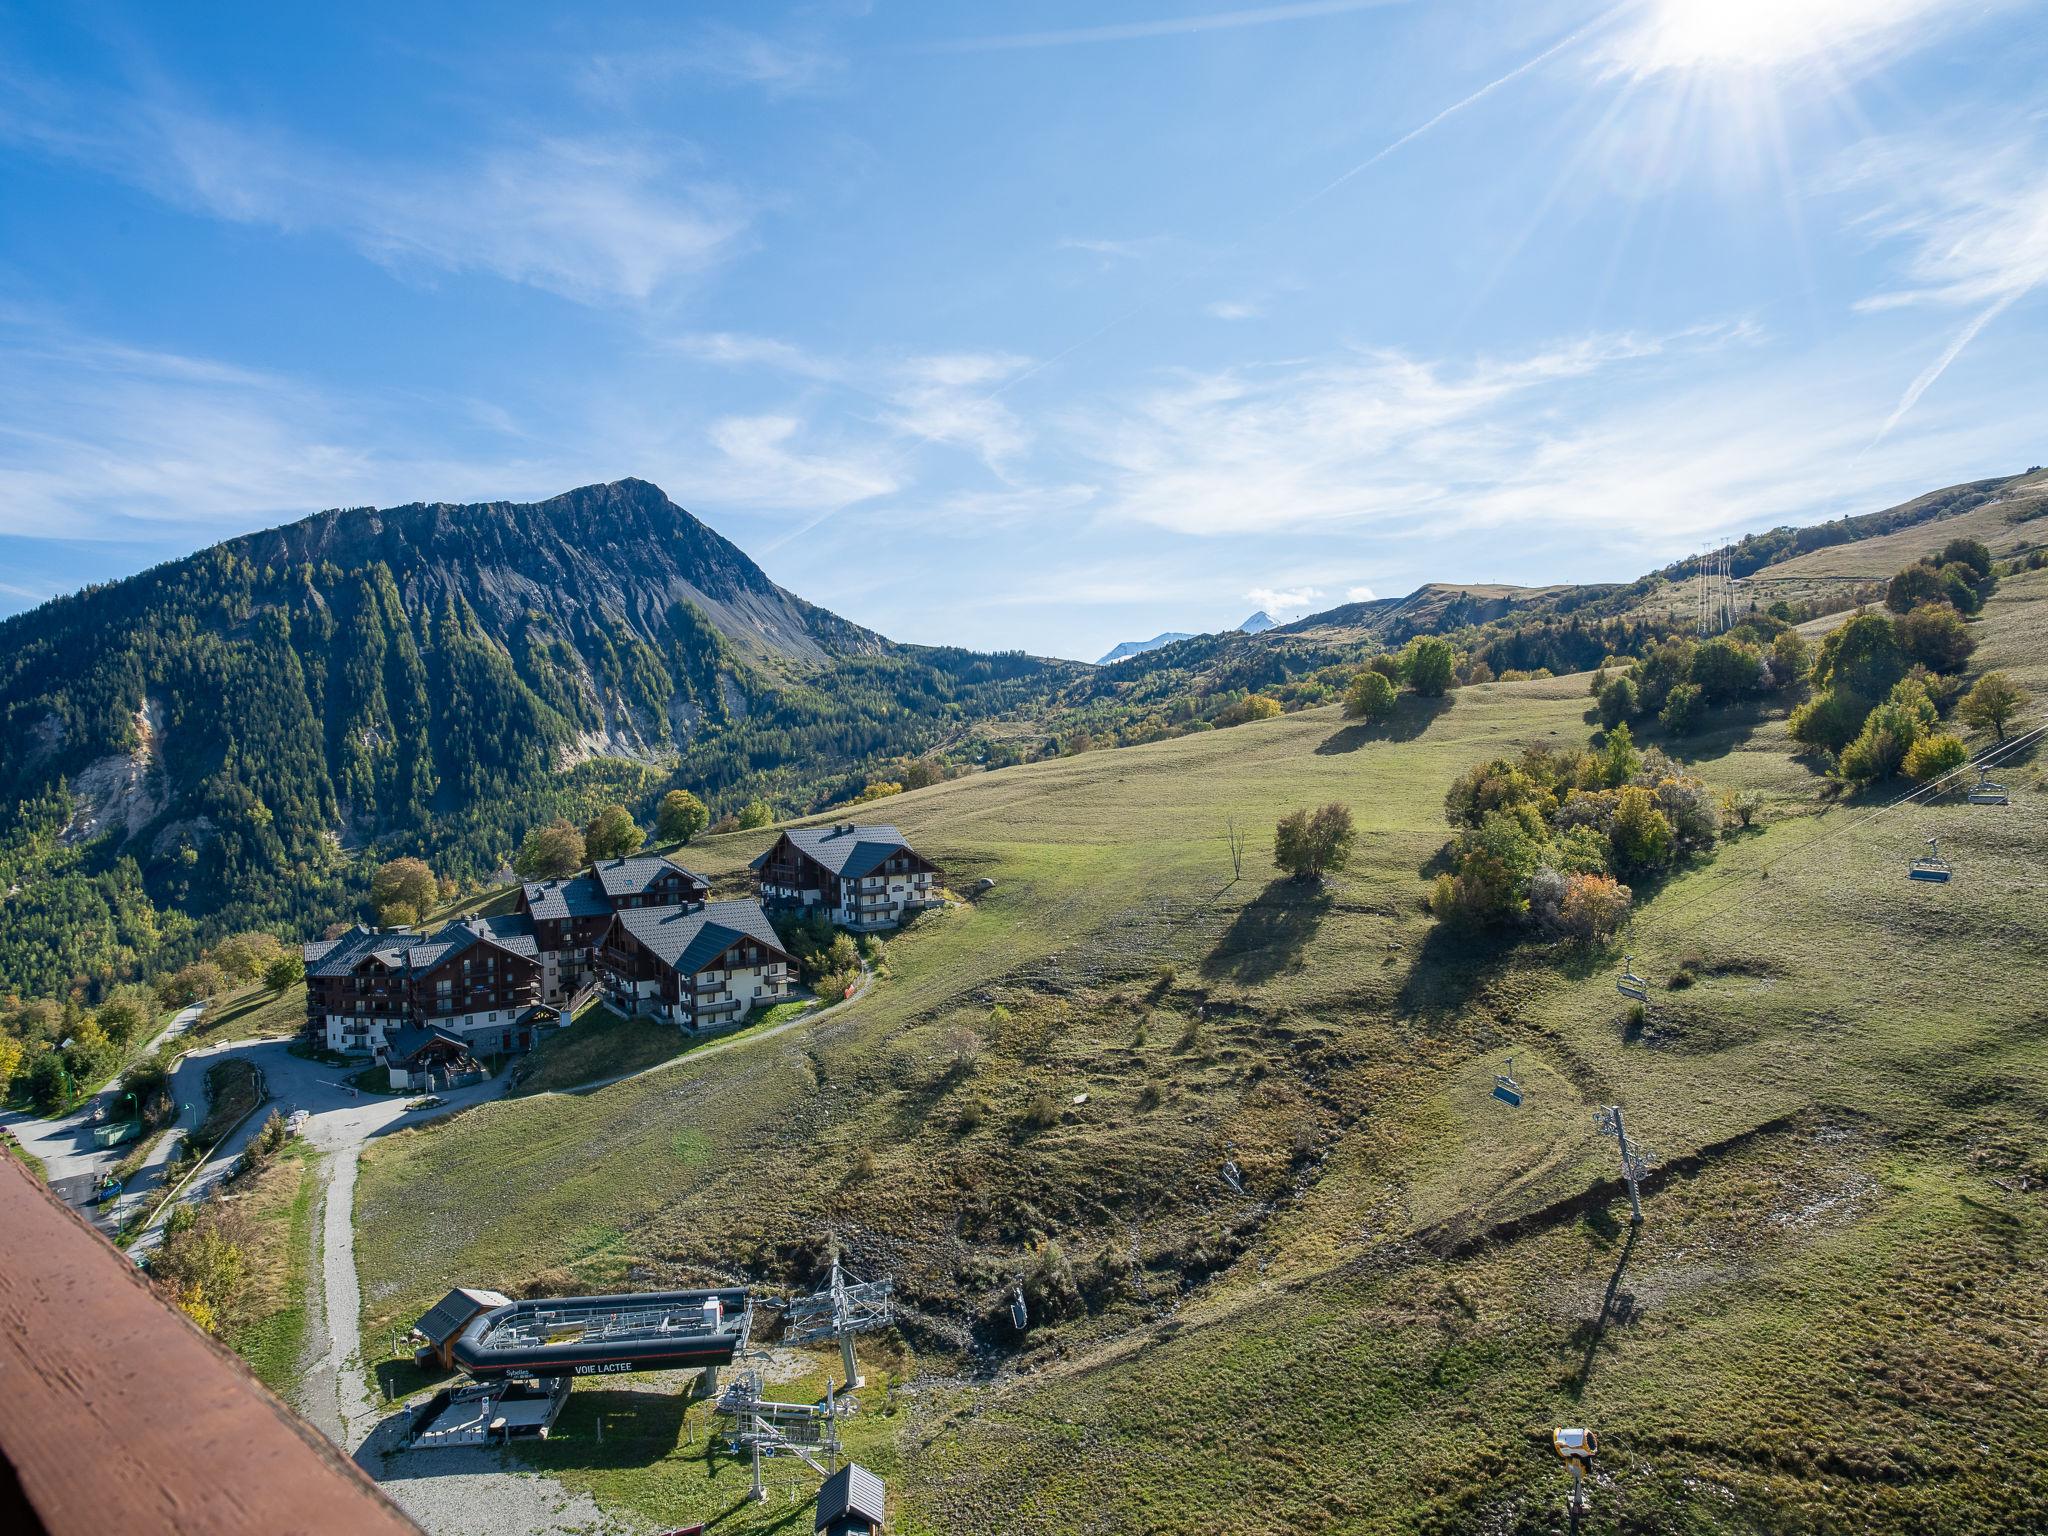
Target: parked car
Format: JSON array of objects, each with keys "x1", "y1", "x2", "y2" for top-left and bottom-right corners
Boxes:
[{"x1": 408, "y1": 1095, "x2": 446, "y2": 1111}]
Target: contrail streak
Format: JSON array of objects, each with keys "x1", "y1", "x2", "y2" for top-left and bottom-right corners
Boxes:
[
  {"x1": 1870, "y1": 287, "x2": 2025, "y2": 447},
  {"x1": 928, "y1": 0, "x2": 1406, "y2": 54}
]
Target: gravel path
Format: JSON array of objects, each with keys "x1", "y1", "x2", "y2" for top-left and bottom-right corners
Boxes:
[{"x1": 308, "y1": 1143, "x2": 628, "y2": 1535}]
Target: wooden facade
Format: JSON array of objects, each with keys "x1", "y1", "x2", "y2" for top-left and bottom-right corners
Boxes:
[{"x1": 752, "y1": 825, "x2": 941, "y2": 932}]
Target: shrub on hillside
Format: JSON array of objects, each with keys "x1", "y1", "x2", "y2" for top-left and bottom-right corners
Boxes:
[
  {"x1": 1886, "y1": 562, "x2": 1947, "y2": 614},
  {"x1": 1659, "y1": 681, "x2": 1703, "y2": 735},
  {"x1": 1274, "y1": 803, "x2": 1356, "y2": 882},
  {"x1": 157, "y1": 960, "x2": 227, "y2": 1010},
  {"x1": 1401, "y1": 636, "x2": 1458, "y2": 697},
  {"x1": 1958, "y1": 671, "x2": 2028, "y2": 740},
  {"x1": 1838, "y1": 678, "x2": 1938, "y2": 786},
  {"x1": 1903, "y1": 731, "x2": 1969, "y2": 783},
  {"x1": 1595, "y1": 673, "x2": 1638, "y2": 727},
  {"x1": 1770, "y1": 628, "x2": 1810, "y2": 687},
  {"x1": 1895, "y1": 602, "x2": 1975, "y2": 674},
  {"x1": 584, "y1": 803, "x2": 645, "y2": 860},
  {"x1": 1216, "y1": 693, "x2": 1283, "y2": 727},
  {"x1": 1432, "y1": 740, "x2": 1712, "y2": 934},
  {"x1": 1343, "y1": 669, "x2": 1397, "y2": 723}
]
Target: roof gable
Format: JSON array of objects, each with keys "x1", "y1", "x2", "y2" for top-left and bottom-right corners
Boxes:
[
  {"x1": 593, "y1": 854, "x2": 710, "y2": 901},
  {"x1": 611, "y1": 899, "x2": 791, "y2": 976},
  {"x1": 755, "y1": 823, "x2": 920, "y2": 880}
]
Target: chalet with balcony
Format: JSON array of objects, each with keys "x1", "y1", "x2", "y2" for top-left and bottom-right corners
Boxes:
[
  {"x1": 515, "y1": 855, "x2": 710, "y2": 1004},
  {"x1": 750, "y1": 824, "x2": 940, "y2": 932},
  {"x1": 303, "y1": 918, "x2": 543, "y2": 1058},
  {"x1": 596, "y1": 899, "x2": 793, "y2": 1033}
]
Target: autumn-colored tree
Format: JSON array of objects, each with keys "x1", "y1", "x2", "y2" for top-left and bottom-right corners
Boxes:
[
  {"x1": 656, "y1": 789, "x2": 709, "y2": 844},
  {"x1": 370, "y1": 858, "x2": 437, "y2": 925},
  {"x1": 210, "y1": 931, "x2": 284, "y2": 983},
  {"x1": 585, "y1": 804, "x2": 645, "y2": 861},
  {"x1": 1958, "y1": 671, "x2": 2028, "y2": 741},
  {"x1": 1274, "y1": 803, "x2": 1356, "y2": 882},
  {"x1": 263, "y1": 952, "x2": 305, "y2": 992},
  {"x1": 514, "y1": 820, "x2": 585, "y2": 880},
  {"x1": 1343, "y1": 669, "x2": 1398, "y2": 723}
]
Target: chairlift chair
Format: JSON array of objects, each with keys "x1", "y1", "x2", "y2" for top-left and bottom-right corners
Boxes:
[
  {"x1": 1908, "y1": 839, "x2": 1954, "y2": 883},
  {"x1": 1616, "y1": 956, "x2": 1649, "y2": 1004},
  {"x1": 1967, "y1": 770, "x2": 2010, "y2": 806},
  {"x1": 1492, "y1": 1055, "x2": 1523, "y2": 1107}
]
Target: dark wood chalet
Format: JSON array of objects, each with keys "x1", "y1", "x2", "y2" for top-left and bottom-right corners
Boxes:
[
  {"x1": 303, "y1": 917, "x2": 543, "y2": 1058},
  {"x1": 516, "y1": 855, "x2": 709, "y2": 1004},
  {"x1": 751, "y1": 823, "x2": 940, "y2": 931},
  {"x1": 597, "y1": 898, "x2": 793, "y2": 1032}
]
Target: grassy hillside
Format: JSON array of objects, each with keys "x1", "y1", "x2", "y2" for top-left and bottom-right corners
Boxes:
[{"x1": 353, "y1": 563, "x2": 2048, "y2": 1534}]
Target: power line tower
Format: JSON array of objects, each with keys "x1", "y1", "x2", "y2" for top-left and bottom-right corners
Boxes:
[
  {"x1": 785, "y1": 1259, "x2": 895, "y2": 1390},
  {"x1": 1594, "y1": 1105, "x2": 1654, "y2": 1225}
]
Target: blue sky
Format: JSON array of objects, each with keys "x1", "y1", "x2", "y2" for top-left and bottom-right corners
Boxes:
[{"x1": 1, "y1": 0, "x2": 2044, "y2": 661}]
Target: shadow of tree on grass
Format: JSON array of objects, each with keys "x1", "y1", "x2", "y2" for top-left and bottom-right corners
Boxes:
[
  {"x1": 1200, "y1": 878, "x2": 1332, "y2": 984},
  {"x1": 1315, "y1": 694, "x2": 1454, "y2": 753}
]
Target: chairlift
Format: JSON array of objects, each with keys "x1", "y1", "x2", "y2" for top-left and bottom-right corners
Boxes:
[
  {"x1": 1220, "y1": 1159, "x2": 1246, "y2": 1196},
  {"x1": 1967, "y1": 770, "x2": 2010, "y2": 807},
  {"x1": 1492, "y1": 1056, "x2": 1523, "y2": 1107},
  {"x1": 1009, "y1": 1286, "x2": 1028, "y2": 1331},
  {"x1": 1616, "y1": 956, "x2": 1649, "y2": 1004},
  {"x1": 1908, "y1": 839, "x2": 1954, "y2": 884}
]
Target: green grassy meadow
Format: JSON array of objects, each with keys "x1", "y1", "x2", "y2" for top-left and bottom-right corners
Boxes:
[{"x1": 353, "y1": 557, "x2": 2048, "y2": 1534}]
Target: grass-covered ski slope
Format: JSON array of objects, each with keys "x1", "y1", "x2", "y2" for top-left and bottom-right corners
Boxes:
[{"x1": 355, "y1": 565, "x2": 2048, "y2": 1535}]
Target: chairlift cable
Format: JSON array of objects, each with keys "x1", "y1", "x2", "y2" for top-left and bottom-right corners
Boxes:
[
  {"x1": 1630, "y1": 713, "x2": 2048, "y2": 939},
  {"x1": 1599, "y1": 713, "x2": 2047, "y2": 986}
]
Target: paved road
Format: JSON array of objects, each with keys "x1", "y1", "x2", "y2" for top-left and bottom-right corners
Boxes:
[{"x1": 0, "y1": 1003, "x2": 206, "y2": 1222}]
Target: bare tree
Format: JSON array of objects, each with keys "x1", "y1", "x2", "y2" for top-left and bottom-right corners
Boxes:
[{"x1": 1225, "y1": 817, "x2": 1247, "y2": 882}]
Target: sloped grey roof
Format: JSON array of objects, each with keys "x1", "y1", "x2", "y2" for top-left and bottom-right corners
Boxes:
[
  {"x1": 522, "y1": 872, "x2": 611, "y2": 922},
  {"x1": 592, "y1": 854, "x2": 709, "y2": 901},
  {"x1": 751, "y1": 824, "x2": 920, "y2": 881},
  {"x1": 613, "y1": 899, "x2": 789, "y2": 977},
  {"x1": 466, "y1": 914, "x2": 539, "y2": 957},
  {"x1": 815, "y1": 1462, "x2": 887, "y2": 1532},
  {"x1": 304, "y1": 925, "x2": 412, "y2": 978},
  {"x1": 414, "y1": 1287, "x2": 511, "y2": 1347},
  {"x1": 305, "y1": 920, "x2": 533, "y2": 979},
  {"x1": 380, "y1": 1024, "x2": 469, "y2": 1064}
]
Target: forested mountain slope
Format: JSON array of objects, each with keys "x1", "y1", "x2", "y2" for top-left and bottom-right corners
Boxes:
[{"x1": 0, "y1": 480, "x2": 1065, "y2": 997}]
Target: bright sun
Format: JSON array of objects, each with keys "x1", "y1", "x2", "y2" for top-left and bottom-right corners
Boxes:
[{"x1": 1621, "y1": 0, "x2": 1963, "y2": 75}]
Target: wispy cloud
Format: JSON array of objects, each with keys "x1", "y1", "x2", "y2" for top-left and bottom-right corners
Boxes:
[
  {"x1": 1072, "y1": 328, "x2": 1734, "y2": 536},
  {"x1": 0, "y1": 78, "x2": 752, "y2": 305},
  {"x1": 0, "y1": 314, "x2": 542, "y2": 539},
  {"x1": 581, "y1": 23, "x2": 841, "y2": 100},
  {"x1": 698, "y1": 415, "x2": 901, "y2": 511},
  {"x1": 1206, "y1": 299, "x2": 1264, "y2": 321},
  {"x1": 1844, "y1": 133, "x2": 2048, "y2": 442},
  {"x1": 1246, "y1": 585, "x2": 1323, "y2": 613},
  {"x1": 677, "y1": 331, "x2": 1037, "y2": 476},
  {"x1": 1058, "y1": 236, "x2": 1158, "y2": 264},
  {"x1": 929, "y1": 0, "x2": 1405, "y2": 53},
  {"x1": 1057, "y1": 317, "x2": 2030, "y2": 560}
]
